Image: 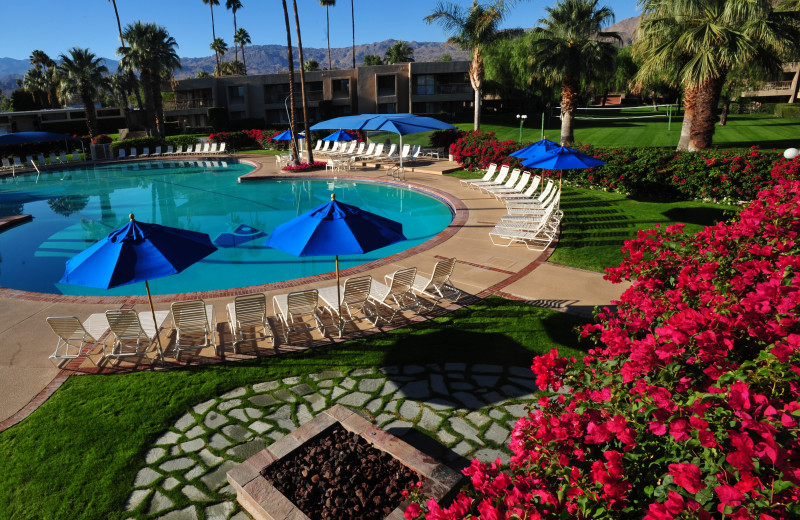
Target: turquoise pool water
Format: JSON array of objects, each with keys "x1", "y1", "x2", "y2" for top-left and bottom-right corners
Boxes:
[{"x1": 0, "y1": 160, "x2": 453, "y2": 296}]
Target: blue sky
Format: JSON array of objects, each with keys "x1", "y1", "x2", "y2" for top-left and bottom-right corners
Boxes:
[{"x1": 1, "y1": 0, "x2": 640, "y2": 61}]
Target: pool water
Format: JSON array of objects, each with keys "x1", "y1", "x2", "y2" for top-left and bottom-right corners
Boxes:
[{"x1": 0, "y1": 160, "x2": 453, "y2": 296}]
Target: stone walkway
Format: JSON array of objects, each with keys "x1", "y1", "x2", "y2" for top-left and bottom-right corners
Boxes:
[{"x1": 124, "y1": 363, "x2": 537, "y2": 520}]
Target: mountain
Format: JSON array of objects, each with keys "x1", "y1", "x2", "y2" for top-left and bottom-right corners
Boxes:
[
  {"x1": 0, "y1": 58, "x2": 119, "y2": 98},
  {"x1": 606, "y1": 15, "x2": 641, "y2": 46}
]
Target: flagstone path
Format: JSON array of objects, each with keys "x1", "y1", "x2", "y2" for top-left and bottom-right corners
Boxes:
[{"x1": 124, "y1": 363, "x2": 539, "y2": 519}]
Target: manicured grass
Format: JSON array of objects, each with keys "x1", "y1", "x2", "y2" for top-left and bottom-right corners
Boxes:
[
  {"x1": 0, "y1": 298, "x2": 588, "y2": 520},
  {"x1": 375, "y1": 114, "x2": 798, "y2": 151}
]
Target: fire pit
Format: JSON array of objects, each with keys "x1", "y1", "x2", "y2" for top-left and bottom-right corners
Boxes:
[{"x1": 227, "y1": 405, "x2": 464, "y2": 520}]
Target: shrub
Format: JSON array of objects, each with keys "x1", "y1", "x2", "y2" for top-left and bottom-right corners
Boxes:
[
  {"x1": 408, "y1": 180, "x2": 800, "y2": 520},
  {"x1": 281, "y1": 161, "x2": 326, "y2": 171},
  {"x1": 91, "y1": 134, "x2": 113, "y2": 145},
  {"x1": 166, "y1": 135, "x2": 201, "y2": 148},
  {"x1": 775, "y1": 104, "x2": 800, "y2": 119},
  {"x1": 208, "y1": 130, "x2": 261, "y2": 150},
  {"x1": 109, "y1": 136, "x2": 163, "y2": 155},
  {"x1": 449, "y1": 131, "x2": 521, "y2": 170},
  {"x1": 429, "y1": 129, "x2": 466, "y2": 150}
]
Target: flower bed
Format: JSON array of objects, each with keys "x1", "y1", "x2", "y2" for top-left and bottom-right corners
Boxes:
[
  {"x1": 407, "y1": 180, "x2": 800, "y2": 519},
  {"x1": 282, "y1": 161, "x2": 326, "y2": 172}
]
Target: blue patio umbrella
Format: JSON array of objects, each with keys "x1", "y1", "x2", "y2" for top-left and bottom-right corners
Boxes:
[
  {"x1": 322, "y1": 130, "x2": 355, "y2": 141},
  {"x1": 271, "y1": 129, "x2": 304, "y2": 141},
  {"x1": 266, "y1": 193, "x2": 406, "y2": 335},
  {"x1": 510, "y1": 138, "x2": 560, "y2": 159},
  {"x1": 60, "y1": 214, "x2": 218, "y2": 362},
  {"x1": 521, "y1": 146, "x2": 607, "y2": 188},
  {"x1": 311, "y1": 114, "x2": 456, "y2": 169}
]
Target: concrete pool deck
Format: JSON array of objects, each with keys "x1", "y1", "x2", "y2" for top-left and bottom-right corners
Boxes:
[{"x1": 0, "y1": 154, "x2": 630, "y2": 429}]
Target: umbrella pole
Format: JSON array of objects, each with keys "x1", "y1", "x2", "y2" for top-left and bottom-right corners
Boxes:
[
  {"x1": 335, "y1": 255, "x2": 342, "y2": 338},
  {"x1": 145, "y1": 280, "x2": 165, "y2": 365}
]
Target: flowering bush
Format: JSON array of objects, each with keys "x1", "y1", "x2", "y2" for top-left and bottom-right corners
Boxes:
[
  {"x1": 281, "y1": 161, "x2": 326, "y2": 171},
  {"x1": 430, "y1": 129, "x2": 466, "y2": 150},
  {"x1": 407, "y1": 180, "x2": 800, "y2": 519},
  {"x1": 449, "y1": 131, "x2": 522, "y2": 170},
  {"x1": 208, "y1": 130, "x2": 262, "y2": 150},
  {"x1": 90, "y1": 134, "x2": 113, "y2": 145}
]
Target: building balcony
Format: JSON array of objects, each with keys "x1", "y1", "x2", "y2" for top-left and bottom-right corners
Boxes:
[{"x1": 741, "y1": 80, "x2": 794, "y2": 98}]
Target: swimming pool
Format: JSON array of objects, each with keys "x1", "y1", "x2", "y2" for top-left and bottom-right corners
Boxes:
[{"x1": 0, "y1": 160, "x2": 453, "y2": 296}]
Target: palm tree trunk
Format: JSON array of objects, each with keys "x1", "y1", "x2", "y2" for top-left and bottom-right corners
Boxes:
[
  {"x1": 210, "y1": 4, "x2": 220, "y2": 76},
  {"x1": 81, "y1": 89, "x2": 100, "y2": 137},
  {"x1": 241, "y1": 43, "x2": 247, "y2": 74},
  {"x1": 233, "y1": 14, "x2": 239, "y2": 62},
  {"x1": 351, "y1": 0, "x2": 355, "y2": 69},
  {"x1": 292, "y1": 0, "x2": 314, "y2": 164},
  {"x1": 676, "y1": 87, "x2": 696, "y2": 151},
  {"x1": 141, "y1": 68, "x2": 157, "y2": 136},
  {"x1": 559, "y1": 75, "x2": 579, "y2": 146},
  {"x1": 468, "y1": 49, "x2": 484, "y2": 131},
  {"x1": 326, "y1": 6, "x2": 332, "y2": 70},
  {"x1": 152, "y1": 76, "x2": 165, "y2": 137},
  {"x1": 281, "y1": 0, "x2": 299, "y2": 164},
  {"x1": 689, "y1": 77, "x2": 723, "y2": 151},
  {"x1": 719, "y1": 99, "x2": 730, "y2": 126}
]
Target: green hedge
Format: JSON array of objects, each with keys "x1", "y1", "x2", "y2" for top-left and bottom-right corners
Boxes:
[
  {"x1": 109, "y1": 136, "x2": 164, "y2": 155},
  {"x1": 775, "y1": 103, "x2": 800, "y2": 118}
]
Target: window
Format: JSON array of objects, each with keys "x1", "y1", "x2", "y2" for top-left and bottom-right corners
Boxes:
[
  {"x1": 228, "y1": 85, "x2": 245, "y2": 104},
  {"x1": 230, "y1": 110, "x2": 246, "y2": 120},
  {"x1": 377, "y1": 75, "x2": 396, "y2": 97},
  {"x1": 333, "y1": 104, "x2": 352, "y2": 116},
  {"x1": 332, "y1": 79, "x2": 350, "y2": 97},
  {"x1": 415, "y1": 75, "x2": 434, "y2": 95},
  {"x1": 377, "y1": 102, "x2": 396, "y2": 114}
]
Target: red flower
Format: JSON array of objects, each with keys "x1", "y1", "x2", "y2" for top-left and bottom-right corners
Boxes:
[
  {"x1": 715, "y1": 485, "x2": 745, "y2": 509},
  {"x1": 668, "y1": 463, "x2": 705, "y2": 493}
]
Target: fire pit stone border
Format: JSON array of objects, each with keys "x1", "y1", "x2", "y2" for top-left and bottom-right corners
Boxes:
[{"x1": 227, "y1": 404, "x2": 465, "y2": 520}]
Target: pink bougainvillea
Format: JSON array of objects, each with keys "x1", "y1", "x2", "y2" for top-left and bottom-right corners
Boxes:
[{"x1": 406, "y1": 180, "x2": 800, "y2": 519}]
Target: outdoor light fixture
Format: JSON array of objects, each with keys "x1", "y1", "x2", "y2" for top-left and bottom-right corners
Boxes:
[
  {"x1": 516, "y1": 114, "x2": 528, "y2": 142},
  {"x1": 784, "y1": 148, "x2": 799, "y2": 160}
]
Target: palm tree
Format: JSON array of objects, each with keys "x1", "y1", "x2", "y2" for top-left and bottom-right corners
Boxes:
[
  {"x1": 202, "y1": 0, "x2": 221, "y2": 73},
  {"x1": 107, "y1": 0, "x2": 125, "y2": 45},
  {"x1": 292, "y1": 0, "x2": 314, "y2": 164},
  {"x1": 210, "y1": 37, "x2": 229, "y2": 76},
  {"x1": 226, "y1": 0, "x2": 243, "y2": 62},
  {"x1": 57, "y1": 48, "x2": 108, "y2": 137},
  {"x1": 384, "y1": 41, "x2": 415, "y2": 64},
  {"x1": 23, "y1": 68, "x2": 46, "y2": 106},
  {"x1": 281, "y1": 0, "x2": 300, "y2": 164},
  {"x1": 29, "y1": 50, "x2": 58, "y2": 107},
  {"x1": 304, "y1": 59, "x2": 320, "y2": 71},
  {"x1": 425, "y1": 0, "x2": 521, "y2": 130},
  {"x1": 234, "y1": 27, "x2": 251, "y2": 74},
  {"x1": 528, "y1": 0, "x2": 620, "y2": 146},
  {"x1": 350, "y1": 0, "x2": 356, "y2": 69},
  {"x1": 635, "y1": 0, "x2": 798, "y2": 151},
  {"x1": 30, "y1": 50, "x2": 55, "y2": 71},
  {"x1": 363, "y1": 54, "x2": 382, "y2": 66},
  {"x1": 320, "y1": 0, "x2": 336, "y2": 70},
  {"x1": 119, "y1": 22, "x2": 181, "y2": 136}
]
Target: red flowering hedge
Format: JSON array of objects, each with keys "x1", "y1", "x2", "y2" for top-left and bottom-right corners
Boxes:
[
  {"x1": 449, "y1": 131, "x2": 522, "y2": 171},
  {"x1": 407, "y1": 180, "x2": 800, "y2": 519}
]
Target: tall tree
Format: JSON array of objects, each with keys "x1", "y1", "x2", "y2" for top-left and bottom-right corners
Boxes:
[
  {"x1": 234, "y1": 27, "x2": 251, "y2": 74},
  {"x1": 210, "y1": 37, "x2": 229, "y2": 76},
  {"x1": 107, "y1": 0, "x2": 139, "y2": 115},
  {"x1": 320, "y1": 0, "x2": 336, "y2": 70},
  {"x1": 281, "y1": 0, "x2": 300, "y2": 164},
  {"x1": 425, "y1": 0, "x2": 521, "y2": 130},
  {"x1": 108, "y1": 0, "x2": 125, "y2": 46},
  {"x1": 202, "y1": 0, "x2": 221, "y2": 74},
  {"x1": 57, "y1": 48, "x2": 108, "y2": 137},
  {"x1": 119, "y1": 22, "x2": 181, "y2": 136},
  {"x1": 292, "y1": 0, "x2": 314, "y2": 164},
  {"x1": 528, "y1": 0, "x2": 620, "y2": 146},
  {"x1": 363, "y1": 54, "x2": 382, "y2": 66},
  {"x1": 351, "y1": 0, "x2": 356, "y2": 69},
  {"x1": 384, "y1": 41, "x2": 415, "y2": 64},
  {"x1": 226, "y1": 0, "x2": 243, "y2": 62},
  {"x1": 28, "y1": 50, "x2": 58, "y2": 107},
  {"x1": 635, "y1": 0, "x2": 798, "y2": 150}
]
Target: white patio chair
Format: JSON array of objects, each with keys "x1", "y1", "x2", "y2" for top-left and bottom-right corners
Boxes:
[
  {"x1": 500, "y1": 175, "x2": 541, "y2": 203},
  {"x1": 411, "y1": 257, "x2": 463, "y2": 311},
  {"x1": 489, "y1": 170, "x2": 529, "y2": 199},
  {"x1": 141, "y1": 147, "x2": 150, "y2": 157},
  {"x1": 104, "y1": 309, "x2": 170, "y2": 364},
  {"x1": 370, "y1": 267, "x2": 420, "y2": 324},
  {"x1": 318, "y1": 275, "x2": 378, "y2": 337},
  {"x1": 46, "y1": 316, "x2": 102, "y2": 368},
  {"x1": 170, "y1": 299, "x2": 218, "y2": 361},
  {"x1": 226, "y1": 293, "x2": 274, "y2": 352},
  {"x1": 460, "y1": 163, "x2": 497, "y2": 187},
  {"x1": 481, "y1": 168, "x2": 520, "y2": 194},
  {"x1": 58, "y1": 152, "x2": 69, "y2": 164},
  {"x1": 469, "y1": 164, "x2": 510, "y2": 191},
  {"x1": 209, "y1": 142, "x2": 219, "y2": 154},
  {"x1": 489, "y1": 202, "x2": 559, "y2": 251},
  {"x1": 272, "y1": 289, "x2": 326, "y2": 342}
]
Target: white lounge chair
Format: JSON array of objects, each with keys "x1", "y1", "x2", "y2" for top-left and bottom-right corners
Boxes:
[
  {"x1": 489, "y1": 202, "x2": 559, "y2": 251},
  {"x1": 46, "y1": 316, "x2": 102, "y2": 368},
  {"x1": 460, "y1": 163, "x2": 497, "y2": 187},
  {"x1": 355, "y1": 142, "x2": 375, "y2": 160},
  {"x1": 71, "y1": 151, "x2": 81, "y2": 162},
  {"x1": 482, "y1": 168, "x2": 520, "y2": 194},
  {"x1": 36, "y1": 154, "x2": 47, "y2": 168},
  {"x1": 129, "y1": 147, "x2": 138, "y2": 158},
  {"x1": 500, "y1": 175, "x2": 541, "y2": 203},
  {"x1": 163, "y1": 145, "x2": 174, "y2": 156},
  {"x1": 217, "y1": 142, "x2": 227, "y2": 155},
  {"x1": 104, "y1": 309, "x2": 170, "y2": 364},
  {"x1": 317, "y1": 141, "x2": 331, "y2": 155},
  {"x1": 141, "y1": 147, "x2": 150, "y2": 157},
  {"x1": 318, "y1": 275, "x2": 378, "y2": 337},
  {"x1": 171, "y1": 299, "x2": 218, "y2": 361},
  {"x1": 380, "y1": 144, "x2": 398, "y2": 163},
  {"x1": 506, "y1": 180, "x2": 556, "y2": 213},
  {"x1": 58, "y1": 152, "x2": 69, "y2": 164},
  {"x1": 370, "y1": 267, "x2": 420, "y2": 323},
  {"x1": 272, "y1": 289, "x2": 326, "y2": 342},
  {"x1": 201, "y1": 142, "x2": 211, "y2": 154},
  {"x1": 470, "y1": 164, "x2": 510, "y2": 191},
  {"x1": 117, "y1": 148, "x2": 126, "y2": 160},
  {"x1": 152, "y1": 146, "x2": 162, "y2": 157},
  {"x1": 0, "y1": 158, "x2": 11, "y2": 170},
  {"x1": 13, "y1": 157, "x2": 24, "y2": 169},
  {"x1": 209, "y1": 143, "x2": 218, "y2": 154},
  {"x1": 488, "y1": 170, "x2": 529, "y2": 199},
  {"x1": 411, "y1": 257, "x2": 463, "y2": 311},
  {"x1": 226, "y1": 293, "x2": 274, "y2": 352},
  {"x1": 48, "y1": 153, "x2": 59, "y2": 165},
  {"x1": 313, "y1": 140, "x2": 323, "y2": 152},
  {"x1": 368, "y1": 143, "x2": 385, "y2": 161}
]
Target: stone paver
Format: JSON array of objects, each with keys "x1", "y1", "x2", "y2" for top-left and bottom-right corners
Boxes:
[{"x1": 128, "y1": 364, "x2": 539, "y2": 519}]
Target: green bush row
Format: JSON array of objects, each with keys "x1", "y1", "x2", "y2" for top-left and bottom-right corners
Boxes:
[{"x1": 108, "y1": 135, "x2": 201, "y2": 155}]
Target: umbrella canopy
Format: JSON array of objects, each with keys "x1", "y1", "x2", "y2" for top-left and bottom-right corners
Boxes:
[
  {"x1": 267, "y1": 194, "x2": 406, "y2": 336},
  {"x1": 521, "y1": 146, "x2": 607, "y2": 170},
  {"x1": 266, "y1": 194, "x2": 405, "y2": 257},
  {"x1": 510, "y1": 138, "x2": 560, "y2": 159},
  {"x1": 0, "y1": 131, "x2": 82, "y2": 147},
  {"x1": 271, "y1": 130, "x2": 305, "y2": 141},
  {"x1": 60, "y1": 214, "x2": 218, "y2": 363},
  {"x1": 311, "y1": 114, "x2": 456, "y2": 169},
  {"x1": 322, "y1": 130, "x2": 356, "y2": 142}
]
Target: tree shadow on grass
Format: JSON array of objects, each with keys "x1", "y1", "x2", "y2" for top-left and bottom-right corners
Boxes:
[{"x1": 662, "y1": 206, "x2": 729, "y2": 227}]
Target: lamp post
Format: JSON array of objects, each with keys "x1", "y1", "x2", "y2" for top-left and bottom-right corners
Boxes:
[{"x1": 516, "y1": 114, "x2": 528, "y2": 143}]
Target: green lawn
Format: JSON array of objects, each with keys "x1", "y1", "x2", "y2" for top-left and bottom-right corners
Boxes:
[
  {"x1": 0, "y1": 298, "x2": 588, "y2": 520},
  {"x1": 376, "y1": 114, "x2": 798, "y2": 151}
]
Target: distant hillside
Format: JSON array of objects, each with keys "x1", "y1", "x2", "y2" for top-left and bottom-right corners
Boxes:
[
  {"x1": 606, "y1": 15, "x2": 640, "y2": 46},
  {"x1": 175, "y1": 39, "x2": 469, "y2": 78}
]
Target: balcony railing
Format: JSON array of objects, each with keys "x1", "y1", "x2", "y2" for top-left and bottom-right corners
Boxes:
[
  {"x1": 742, "y1": 80, "x2": 793, "y2": 95},
  {"x1": 165, "y1": 99, "x2": 214, "y2": 110},
  {"x1": 413, "y1": 84, "x2": 472, "y2": 96}
]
